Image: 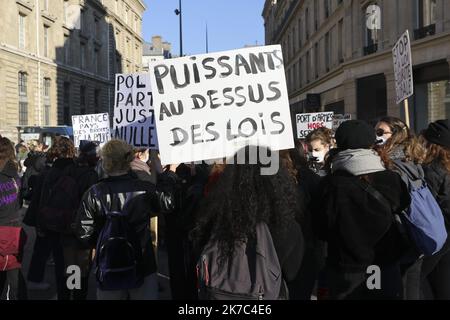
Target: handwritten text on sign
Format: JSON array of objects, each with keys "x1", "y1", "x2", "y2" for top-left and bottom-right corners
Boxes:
[
  {"x1": 113, "y1": 73, "x2": 158, "y2": 149},
  {"x1": 393, "y1": 30, "x2": 414, "y2": 104},
  {"x1": 72, "y1": 113, "x2": 110, "y2": 148},
  {"x1": 296, "y1": 112, "x2": 334, "y2": 139},
  {"x1": 149, "y1": 45, "x2": 294, "y2": 165}
]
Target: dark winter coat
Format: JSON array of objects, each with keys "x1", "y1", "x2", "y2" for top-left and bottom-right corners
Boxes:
[
  {"x1": 316, "y1": 169, "x2": 411, "y2": 273},
  {"x1": 423, "y1": 160, "x2": 450, "y2": 234},
  {"x1": 23, "y1": 158, "x2": 98, "y2": 228}
]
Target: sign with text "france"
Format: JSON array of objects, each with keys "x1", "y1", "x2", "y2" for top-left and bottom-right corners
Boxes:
[
  {"x1": 149, "y1": 45, "x2": 294, "y2": 165},
  {"x1": 113, "y1": 73, "x2": 158, "y2": 149},
  {"x1": 393, "y1": 30, "x2": 414, "y2": 104},
  {"x1": 296, "y1": 112, "x2": 334, "y2": 139},
  {"x1": 72, "y1": 113, "x2": 110, "y2": 148}
]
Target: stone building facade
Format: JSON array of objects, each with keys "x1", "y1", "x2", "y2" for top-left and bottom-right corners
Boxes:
[
  {"x1": 0, "y1": 0, "x2": 146, "y2": 142},
  {"x1": 263, "y1": 0, "x2": 450, "y2": 131}
]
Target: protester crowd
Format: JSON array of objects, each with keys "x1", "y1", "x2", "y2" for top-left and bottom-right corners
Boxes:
[{"x1": 1, "y1": 117, "x2": 450, "y2": 300}]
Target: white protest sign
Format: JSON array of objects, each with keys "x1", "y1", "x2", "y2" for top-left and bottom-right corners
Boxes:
[
  {"x1": 113, "y1": 73, "x2": 158, "y2": 149},
  {"x1": 393, "y1": 30, "x2": 414, "y2": 104},
  {"x1": 296, "y1": 112, "x2": 334, "y2": 139},
  {"x1": 149, "y1": 45, "x2": 294, "y2": 165},
  {"x1": 71, "y1": 113, "x2": 111, "y2": 148},
  {"x1": 332, "y1": 114, "x2": 352, "y2": 131}
]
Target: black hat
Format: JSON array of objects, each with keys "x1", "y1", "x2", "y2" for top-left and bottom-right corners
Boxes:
[
  {"x1": 79, "y1": 140, "x2": 99, "y2": 155},
  {"x1": 335, "y1": 120, "x2": 376, "y2": 150},
  {"x1": 424, "y1": 120, "x2": 450, "y2": 149}
]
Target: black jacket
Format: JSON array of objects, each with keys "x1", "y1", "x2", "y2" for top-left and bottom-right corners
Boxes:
[
  {"x1": 24, "y1": 158, "x2": 98, "y2": 228},
  {"x1": 316, "y1": 169, "x2": 411, "y2": 273},
  {"x1": 0, "y1": 161, "x2": 21, "y2": 227},
  {"x1": 74, "y1": 171, "x2": 178, "y2": 277},
  {"x1": 424, "y1": 160, "x2": 450, "y2": 232}
]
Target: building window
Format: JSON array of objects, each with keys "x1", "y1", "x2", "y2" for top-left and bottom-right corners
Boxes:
[
  {"x1": 64, "y1": 0, "x2": 69, "y2": 24},
  {"x1": 415, "y1": 0, "x2": 437, "y2": 39},
  {"x1": 306, "y1": 51, "x2": 310, "y2": 83},
  {"x1": 298, "y1": 19, "x2": 302, "y2": 48},
  {"x1": 18, "y1": 14, "x2": 26, "y2": 49},
  {"x1": 44, "y1": 78, "x2": 51, "y2": 125},
  {"x1": 325, "y1": 0, "x2": 330, "y2": 19},
  {"x1": 338, "y1": 19, "x2": 344, "y2": 62},
  {"x1": 95, "y1": 18, "x2": 100, "y2": 39},
  {"x1": 419, "y1": 0, "x2": 437, "y2": 27},
  {"x1": 43, "y1": 25, "x2": 49, "y2": 58},
  {"x1": 44, "y1": 105, "x2": 50, "y2": 125},
  {"x1": 94, "y1": 89, "x2": 100, "y2": 113},
  {"x1": 44, "y1": 78, "x2": 51, "y2": 98},
  {"x1": 314, "y1": 0, "x2": 319, "y2": 31},
  {"x1": 80, "y1": 85, "x2": 86, "y2": 114},
  {"x1": 325, "y1": 32, "x2": 331, "y2": 72},
  {"x1": 63, "y1": 82, "x2": 71, "y2": 125},
  {"x1": 80, "y1": 43, "x2": 86, "y2": 69},
  {"x1": 314, "y1": 43, "x2": 319, "y2": 79},
  {"x1": 64, "y1": 35, "x2": 70, "y2": 64},
  {"x1": 305, "y1": 8, "x2": 310, "y2": 40},
  {"x1": 18, "y1": 72, "x2": 27, "y2": 95},
  {"x1": 80, "y1": 9, "x2": 85, "y2": 32},
  {"x1": 18, "y1": 72, "x2": 28, "y2": 125},
  {"x1": 299, "y1": 58, "x2": 303, "y2": 88},
  {"x1": 95, "y1": 49, "x2": 100, "y2": 74},
  {"x1": 364, "y1": 4, "x2": 380, "y2": 55}
]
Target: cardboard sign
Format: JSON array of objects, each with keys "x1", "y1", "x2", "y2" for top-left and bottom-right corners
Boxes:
[
  {"x1": 393, "y1": 30, "x2": 414, "y2": 104},
  {"x1": 149, "y1": 45, "x2": 294, "y2": 165},
  {"x1": 296, "y1": 112, "x2": 334, "y2": 139},
  {"x1": 113, "y1": 73, "x2": 158, "y2": 149},
  {"x1": 71, "y1": 113, "x2": 110, "y2": 148},
  {"x1": 332, "y1": 114, "x2": 352, "y2": 131}
]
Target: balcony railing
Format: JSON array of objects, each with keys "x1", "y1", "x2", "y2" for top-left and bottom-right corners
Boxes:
[
  {"x1": 363, "y1": 43, "x2": 378, "y2": 56},
  {"x1": 414, "y1": 24, "x2": 436, "y2": 40}
]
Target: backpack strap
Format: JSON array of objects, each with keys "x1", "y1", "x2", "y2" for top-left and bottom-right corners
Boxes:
[{"x1": 352, "y1": 178, "x2": 392, "y2": 212}]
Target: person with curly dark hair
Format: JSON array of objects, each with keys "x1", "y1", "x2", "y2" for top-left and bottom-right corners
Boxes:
[
  {"x1": 191, "y1": 146, "x2": 305, "y2": 298},
  {"x1": 375, "y1": 117, "x2": 427, "y2": 300}
]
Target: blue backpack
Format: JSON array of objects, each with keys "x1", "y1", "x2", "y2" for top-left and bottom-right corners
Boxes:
[
  {"x1": 392, "y1": 160, "x2": 448, "y2": 256},
  {"x1": 93, "y1": 187, "x2": 144, "y2": 291}
]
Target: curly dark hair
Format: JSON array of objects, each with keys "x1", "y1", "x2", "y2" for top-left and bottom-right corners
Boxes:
[
  {"x1": 46, "y1": 136, "x2": 76, "y2": 161},
  {"x1": 190, "y1": 146, "x2": 301, "y2": 266}
]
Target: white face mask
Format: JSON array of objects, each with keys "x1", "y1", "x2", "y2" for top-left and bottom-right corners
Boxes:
[
  {"x1": 312, "y1": 150, "x2": 326, "y2": 164},
  {"x1": 376, "y1": 135, "x2": 388, "y2": 146}
]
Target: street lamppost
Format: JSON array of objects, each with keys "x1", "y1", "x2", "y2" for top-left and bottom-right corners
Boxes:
[{"x1": 174, "y1": 0, "x2": 183, "y2": 57}]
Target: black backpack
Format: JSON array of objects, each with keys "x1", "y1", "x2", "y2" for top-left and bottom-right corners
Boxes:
[
  {"x1": 38, "y1": 165, "x2": 80, "y2": 234},
  {"x1": 197, "y1": 222, "x2": 288, "y2": 300},
  {"x1": 93, "y1": 186, "x2": 144, "y2": 291}
]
